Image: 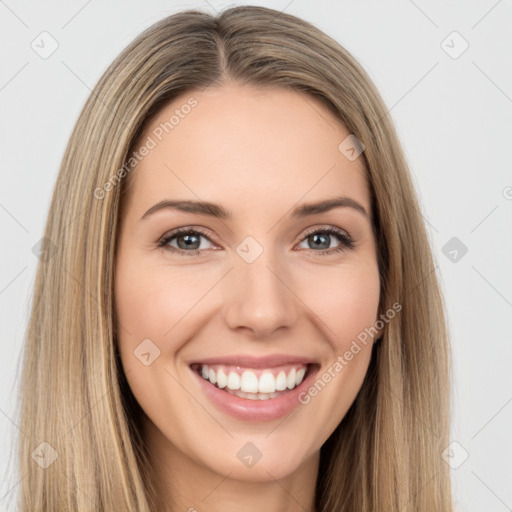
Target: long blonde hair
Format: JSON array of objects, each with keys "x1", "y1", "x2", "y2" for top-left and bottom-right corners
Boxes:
[{"x1": 16, "y1": 6, "x2": 453, "y2": 511}]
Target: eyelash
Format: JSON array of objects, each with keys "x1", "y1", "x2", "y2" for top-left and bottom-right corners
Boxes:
[{"x1": 156, "y1": 225, "x2": 355, "y2": 257}]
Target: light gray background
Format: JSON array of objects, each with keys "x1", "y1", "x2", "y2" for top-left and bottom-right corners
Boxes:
[{"x1": 1, "y1": 1, "x2": 511, "y2": 510}]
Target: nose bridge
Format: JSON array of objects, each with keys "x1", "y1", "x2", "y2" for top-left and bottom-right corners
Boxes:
[{"x1": 223, "y1": 241, "x2": 298, "y2": 336}]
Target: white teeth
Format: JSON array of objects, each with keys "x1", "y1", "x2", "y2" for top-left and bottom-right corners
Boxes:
[
  {"x1": 275, "y1": 371, "x2": 287, "y2": 391},
  {"x1": 217, "y1": 369, "x2": 227, "y2": 389},
  {"x1": 286, "y1": 368, "x2": 296, "y2": 389},
  {"x1": 258, "y1": 372, "x2": 276, "y2": 393},
  {"x1": 227, "y1": 371, "x2": 241, "y2": 390},
  {"x1": 240, "y1": 371, "x2": 259, "y2": 393},
  {"x1": 197, "y1": 364, "x2": 309, "y2": 395},
  {"x1": 295, "y1": 367, "x2": 306, "y2": 386}
]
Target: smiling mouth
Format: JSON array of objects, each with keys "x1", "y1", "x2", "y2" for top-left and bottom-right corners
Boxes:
[{"x1": 190, "y1": 362, "x2": 315, "y2": 400}]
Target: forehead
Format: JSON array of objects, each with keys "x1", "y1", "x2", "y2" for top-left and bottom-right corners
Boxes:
[{"x1": 122, "y1": 84, "x2": 370, "y2": 219}]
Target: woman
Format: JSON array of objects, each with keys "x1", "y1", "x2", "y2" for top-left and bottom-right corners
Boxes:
[{"x1": 18, "y1": 5, "x2": 453, "y2": 511}]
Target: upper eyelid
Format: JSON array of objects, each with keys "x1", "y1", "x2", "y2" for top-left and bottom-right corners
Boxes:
[{"x1": 301, "y1": 225, "x2": 350, "y2": 238}]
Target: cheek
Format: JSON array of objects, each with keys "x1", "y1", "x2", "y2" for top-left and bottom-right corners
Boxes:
[
  {"x1": 114, "y1": 256, "x2": 212, "y2": 343},
  {"x1": 113, "y1": 256, "x2": 199, "y2": 422},
  {"x1": 293, "y1": 265, "x2": 380, "y2": 441},
  {"x1": 300, "y1": 261, "x2": 381, "y2": 348},
  {"x1": 113, "y1": 254, "x2": 225, "y2": 408}
]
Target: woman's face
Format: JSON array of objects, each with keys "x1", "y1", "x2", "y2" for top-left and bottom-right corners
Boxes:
[{"x1": 115, "y1": 83, "x2": 380, "y2": 482}]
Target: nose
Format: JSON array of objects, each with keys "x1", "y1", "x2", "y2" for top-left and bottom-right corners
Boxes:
[{"x1": 223, "y1": 252, "x2": 299, "y2": 339}]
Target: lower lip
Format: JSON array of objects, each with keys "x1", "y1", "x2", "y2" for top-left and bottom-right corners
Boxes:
[{"x1": 190, "y1": 364, "x2": 320, "y2": 422}]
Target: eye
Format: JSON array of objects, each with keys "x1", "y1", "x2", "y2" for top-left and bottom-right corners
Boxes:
[
  {"x1": 296, "y1": 226, "x2": 354, "y2": 256},
  {"x1": 157, "y1": 227, "x2": 215, "y2": 256},
  {"x1": 157, "y1": 225, "x2": 354, "y2": 257}
]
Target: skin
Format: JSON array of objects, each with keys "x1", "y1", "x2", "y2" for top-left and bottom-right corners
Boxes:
[{"x1": 114, "y1": 82, "x2": 381, "y2": 512}]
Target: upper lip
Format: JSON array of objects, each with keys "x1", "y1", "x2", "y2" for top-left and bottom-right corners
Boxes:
[{"x1": 189, "y1": 354, "x2": 319, "y2": 369}]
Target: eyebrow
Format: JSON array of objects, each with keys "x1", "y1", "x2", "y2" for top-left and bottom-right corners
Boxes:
[{"x1": 140, "y1": 196, "x2": 369, "y2": 222}]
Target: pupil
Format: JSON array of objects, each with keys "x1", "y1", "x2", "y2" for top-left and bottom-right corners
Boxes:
[
  {"x1": 311, "y1": 233, "x2": 329, "y2": 250},
  {"x1": 178, "y1": 234, "x2": 199, "y2": 250}
]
